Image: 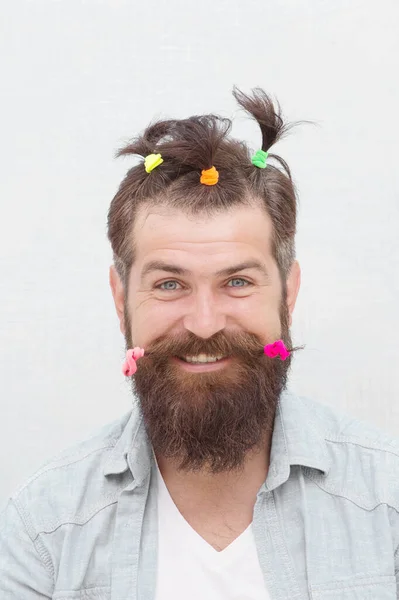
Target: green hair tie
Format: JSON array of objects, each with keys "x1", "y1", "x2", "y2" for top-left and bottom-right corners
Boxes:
[{"x1": 251, "y1": 149, "x2": 268, "y2": 169}]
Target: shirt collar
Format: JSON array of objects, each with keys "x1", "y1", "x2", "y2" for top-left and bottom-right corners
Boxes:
[
  {"x1": 266, "y1": 389, "x2": 331, "y2": 490},
  {"x1": 103, "y1": 401, "x2": 151, "y2": 483},
  {"x1": 104, "y1": 390, "x2": 331, "y2": 487}
]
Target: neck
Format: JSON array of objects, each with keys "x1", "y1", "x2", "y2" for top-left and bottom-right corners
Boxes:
[
  {"x1": 154, "y1": 434, "x2": 273, "y2": 551},
  {"x1": 155, "y1": 433, "x2": 271, "y2": 507}
]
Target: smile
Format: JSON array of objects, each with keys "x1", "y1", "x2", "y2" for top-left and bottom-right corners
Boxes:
[{"x1": 172, "y1": 356, "x2": 232, "y2": 372}]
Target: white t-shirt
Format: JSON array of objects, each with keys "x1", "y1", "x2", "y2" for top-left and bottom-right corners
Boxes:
[{"x1": 154, "y1": 460, "x2": 270, "y2": 599}]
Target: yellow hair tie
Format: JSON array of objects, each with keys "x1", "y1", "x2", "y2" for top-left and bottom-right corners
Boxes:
[
  {"x1": 200, "y1": 166, "x2": 219, "y2": 186},
  {"x1": 144, "y1": 153, "x2": 164, "y2": 173}
]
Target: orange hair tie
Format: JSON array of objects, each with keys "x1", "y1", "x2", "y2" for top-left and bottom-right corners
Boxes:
[{"x1": 200, "y1": 166, "x2": 219, "y2": 186}]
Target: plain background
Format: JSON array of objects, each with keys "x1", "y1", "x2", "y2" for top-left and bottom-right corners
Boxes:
[{"x1": 1, "y1": 0, "x2": 398, "y2": 508}]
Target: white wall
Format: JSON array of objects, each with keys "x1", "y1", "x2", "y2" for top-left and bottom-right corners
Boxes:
[{"x1": 1, "y1": 0, "x2": 398, "y2": 507}]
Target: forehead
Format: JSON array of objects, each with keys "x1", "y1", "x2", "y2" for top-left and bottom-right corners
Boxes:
[{"x1": 133, "y1": 203, "x2": 275, "y2": 268}]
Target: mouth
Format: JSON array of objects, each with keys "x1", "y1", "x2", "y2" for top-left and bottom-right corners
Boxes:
[{"x1": 172, "y1": 355, "x2": 232, "y2": 372}]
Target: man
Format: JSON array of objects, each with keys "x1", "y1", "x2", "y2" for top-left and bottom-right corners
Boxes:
[{"x1": 1, "y1": 88, "x2": 399, "y2": 599}]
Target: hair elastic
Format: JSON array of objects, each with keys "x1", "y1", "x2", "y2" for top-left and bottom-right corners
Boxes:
[
  {"x1": 200, "y1": 166, "x2": 219, "y2": 186},
  {"x1": 251, "y1": 149, "x2": 268, "y2": 169},
  {"x1": 122, "y1": 347, "x2": 145, "y2": 377},
  {"x1": 264, "y1": 340, "x2": 290, "y2": 361},
  {"x1": 122, "y1": 341, "x2": 289, "y2": 374},
  {"x1": 144, "y1": 153, "x2": 163, "y2": 173}
]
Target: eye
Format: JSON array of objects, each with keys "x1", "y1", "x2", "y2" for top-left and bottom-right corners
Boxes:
[
  {"x1": 227, "y1": 278, "x2": 252, "y2": 288},
  {"x1": 156, "y1": 280, "x2": 182, "y2": 291},
  {"x1": 155, "y1": 278, "x2": 252, "y2": 292}
]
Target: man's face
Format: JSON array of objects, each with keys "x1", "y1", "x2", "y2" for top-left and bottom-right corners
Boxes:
[{"x1": 110, "y1": 202, "x2": 300, "y2": 472}]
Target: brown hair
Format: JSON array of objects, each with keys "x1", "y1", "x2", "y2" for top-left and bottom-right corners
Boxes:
[{"x1": 107, "y1": 87, "x2": 298, "y2": 292}]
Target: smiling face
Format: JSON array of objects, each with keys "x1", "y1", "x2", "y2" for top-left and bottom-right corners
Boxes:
[{"x1": 110, "y1": 200, "x2": 301, "y2": 472}]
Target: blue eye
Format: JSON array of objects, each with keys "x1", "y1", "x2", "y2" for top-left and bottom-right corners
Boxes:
[
  {"x1": 156, "y1": 278, "x2": 251, "y2": 292},
  {"x1": 157, "y1": 281, "x2": 181, "y2": 291},
  {"x1": 228, "y1": 278, "x2": 251, "y2": 287}
]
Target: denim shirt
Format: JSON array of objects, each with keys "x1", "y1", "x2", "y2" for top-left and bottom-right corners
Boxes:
[{"x1": 1, "y1": 389, "x2": 399, "y2": 599}]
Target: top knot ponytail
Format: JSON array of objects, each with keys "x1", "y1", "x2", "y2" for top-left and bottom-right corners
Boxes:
[
  {"x1": 108, "y1": 86, "x2": 300, "y2": 288},
  {"x1": 232, "y1": 86, "x2": 289, "y2": 153}
]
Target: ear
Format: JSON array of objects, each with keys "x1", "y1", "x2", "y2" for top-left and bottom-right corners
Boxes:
[
  {"x1": 285, "y1": 261, "x2": 301, "y2": 327},
  {"x1": 109, "y1": 265, "x2": 126, "y2": 335}
]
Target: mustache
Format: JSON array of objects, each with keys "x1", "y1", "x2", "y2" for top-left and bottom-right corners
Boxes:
[{"x1": 138, "y1": 330, "x2": 300, "y2": 362}]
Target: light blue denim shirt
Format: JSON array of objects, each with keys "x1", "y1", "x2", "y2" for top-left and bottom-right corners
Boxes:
[{"x1": 1, "y1": 389, "x2": 399, "y2": 599}]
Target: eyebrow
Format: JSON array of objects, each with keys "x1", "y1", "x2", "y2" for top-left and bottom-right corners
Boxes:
[{"x1": 141, "y1": 259, "x2": 270, "y2": 281}]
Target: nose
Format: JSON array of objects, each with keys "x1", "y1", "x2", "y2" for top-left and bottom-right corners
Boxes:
[{"x1": 183, "y1": 290, "x2": 227, "y2": 339}]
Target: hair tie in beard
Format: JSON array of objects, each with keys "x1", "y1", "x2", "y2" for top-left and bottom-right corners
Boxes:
[
  {"x1": 122, "y1": 347, "x2": 145, "y2": 377},
  {"x1": 122, "y1": 339, "x2": 291, "y2": 377},
  {"x1": 263, "y1": 340, "x2": 290, "y2": 360}
]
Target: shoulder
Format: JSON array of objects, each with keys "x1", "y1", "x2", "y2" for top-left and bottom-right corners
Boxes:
[
  {"x1": 8, "y1": 409, "x2": 135, "y2": 536},
  {"x1": 299, "y1": 395, "x2": 399, "y2": 510},
  {"x1": 300, "y1": 394, "x2": 399, "y2": 457}
]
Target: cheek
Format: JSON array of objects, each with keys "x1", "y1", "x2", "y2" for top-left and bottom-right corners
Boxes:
[
  {"x1": 234, "y1": 289, "x2": 281, "y2": 332},
  {"x1": 240, "y1": 300, "x2": 280, "y2": 331},
  {"x1": 130, "y1": 287, "x2": 282, "y2": 343},
  {"x1": 130, "y1": 296, "x2": 182, "y2": 344}
]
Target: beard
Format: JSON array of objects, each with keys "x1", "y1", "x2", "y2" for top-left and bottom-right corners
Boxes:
[{"x1": 124, "y1": 301, "x2": 292, "y2": 474}]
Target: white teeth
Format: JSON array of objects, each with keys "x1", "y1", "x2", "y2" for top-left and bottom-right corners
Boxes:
[{"x1": 183, "y1": 354, "x2": 226, "y2": 363}]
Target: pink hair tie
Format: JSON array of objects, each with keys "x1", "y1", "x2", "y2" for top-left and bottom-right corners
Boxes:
[
  {"x1": 122, "y1": 347, "x2": 145, "y2": 377},
  {"x1": 264, "y1": 340, "x2": 290, "y2": 361}
]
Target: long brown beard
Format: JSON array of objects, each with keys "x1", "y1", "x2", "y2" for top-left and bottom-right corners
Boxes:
[{"x1": 124, "y1": 303, "x2": 292, "y2": 474}]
